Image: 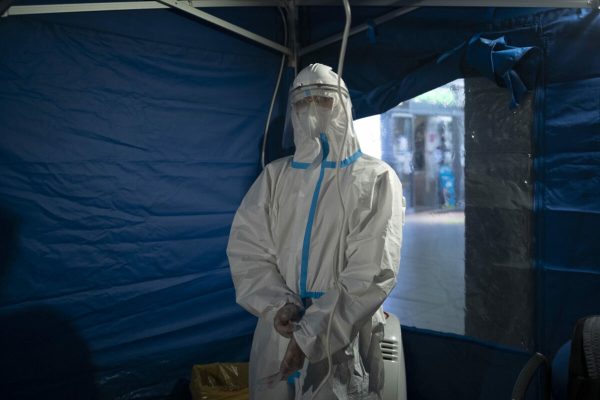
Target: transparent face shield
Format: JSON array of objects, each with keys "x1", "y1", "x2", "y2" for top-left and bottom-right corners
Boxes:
[{"x1": 282, "y1": 84, "x2": 348, "y2": 151}]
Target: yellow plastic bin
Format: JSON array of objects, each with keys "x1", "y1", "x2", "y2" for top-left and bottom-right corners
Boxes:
[{"x1": 190, "y1": 363, "x2": 249, "y2": 400}]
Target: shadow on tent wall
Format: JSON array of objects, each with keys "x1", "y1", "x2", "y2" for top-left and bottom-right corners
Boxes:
[{"x1": 0, "y1": 206, "x2": 98, "y2": 400}]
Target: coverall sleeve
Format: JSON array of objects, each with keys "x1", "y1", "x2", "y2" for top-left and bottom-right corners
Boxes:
[
  {"x1": 227, "y1": 167, "x2": 302, "y2": 317},
  {"x1": 294, "y1": 169, "x2": 404, "y2": 362}
]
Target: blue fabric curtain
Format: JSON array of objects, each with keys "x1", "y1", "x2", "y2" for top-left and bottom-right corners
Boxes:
[
  {"x1": 535, "y1": 9, "x2": 600, "y2": 356},
  {"x1": 0, "y1": 10, "x2": 283, "y2": 398},
  {"x1": 344, "y1": 32, "x2": 541, "y2": 117}
]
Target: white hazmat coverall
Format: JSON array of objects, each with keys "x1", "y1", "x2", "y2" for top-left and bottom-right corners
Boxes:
[{"x1": 227, "y1": 63, "x2": 404, "y2": 400}]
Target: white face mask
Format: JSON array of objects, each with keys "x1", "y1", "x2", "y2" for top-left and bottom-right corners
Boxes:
[{"x1": 293, "y1": 96, "x2": 334, "y2": 139}]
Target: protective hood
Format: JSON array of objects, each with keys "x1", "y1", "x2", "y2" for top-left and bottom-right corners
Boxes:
[{"x1": 288, "y1": 64, "x2": 361, "y2": 166}]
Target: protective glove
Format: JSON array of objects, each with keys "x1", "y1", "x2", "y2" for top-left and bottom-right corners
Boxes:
[
  {"x1": 274, "y1": 303, "x2": 302, "y2": 338},
  {"x1": 280, "y1": 336, "x2": 305, "y2": 379},
  {"x1": 258, "y1": 336, "x2": 306, "y2": 389}
]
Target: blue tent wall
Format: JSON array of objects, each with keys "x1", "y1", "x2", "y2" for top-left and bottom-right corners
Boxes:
[
  {"x1": 0, "y1": 9, "x2": 284, "y2": 398},
  {"x1": 536, "y1": 9, "x2": 600, "y2": 356}
]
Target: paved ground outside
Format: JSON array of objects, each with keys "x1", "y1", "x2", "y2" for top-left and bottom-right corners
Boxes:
[{"x1": 384, "y1": 210, "x2": 465, "y2": 335}]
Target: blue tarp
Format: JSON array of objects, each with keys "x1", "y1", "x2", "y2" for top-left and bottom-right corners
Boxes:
[
  {"x1": 536, "y1": 9, "x2": 600, "y2": 356},
  {"x1": 0, "y1": 5, "x2": 599, "y2": 400},
  {"x1": 0, "y1": 10, "x2": 284, "y2": 398}
]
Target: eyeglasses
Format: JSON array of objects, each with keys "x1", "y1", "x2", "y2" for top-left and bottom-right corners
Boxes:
[{"x1": 294, "y1": 96, "x2": 334, "y2": 110}]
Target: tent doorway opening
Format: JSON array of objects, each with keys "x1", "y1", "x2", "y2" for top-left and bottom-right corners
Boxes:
[
  {"x1": 356, "y1": 79, "x2": 466, "y2": 335},
  {"x1": 355, "y1": 77, "x2": 534, "y2": 350}
]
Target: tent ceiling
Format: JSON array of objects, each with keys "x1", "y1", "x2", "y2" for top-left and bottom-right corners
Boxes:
[
  {"x1": 4, "y1": 0, "x2": 597, "y2": 7},
  {"x1": 2, "y1": 0, "x2": 598, "y2": 67}
]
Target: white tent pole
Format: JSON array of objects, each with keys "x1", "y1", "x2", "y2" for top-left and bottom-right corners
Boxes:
[
  {"x1": 1, "y1": 0, "x2": 292, "y2": 56},
  {"x1": 155, "y1": 0, "x2": 291, "y2": 55},
  {"x1": 3, "y1": 1, "x2": 164, "y2": 16},
  {"x1": 2, "y1": 1, "x2": 292, "y2": 57}
]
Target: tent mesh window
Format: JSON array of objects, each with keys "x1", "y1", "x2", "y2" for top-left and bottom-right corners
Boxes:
[
  {"x1": 365, "y1": 77, "x2": 534, "y2": 350},
  {"x1": 464, "y1": 77, "x2": 534, "y2": 350}
]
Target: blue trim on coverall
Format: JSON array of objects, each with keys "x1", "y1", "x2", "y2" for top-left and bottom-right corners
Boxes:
[{"x1": 297, "y1": 133, "x2": 362, "y2": 298}]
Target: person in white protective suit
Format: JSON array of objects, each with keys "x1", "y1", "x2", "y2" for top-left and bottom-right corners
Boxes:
[{"x1": 227, "y1": 63, "x2": 404, "y2": 400}]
